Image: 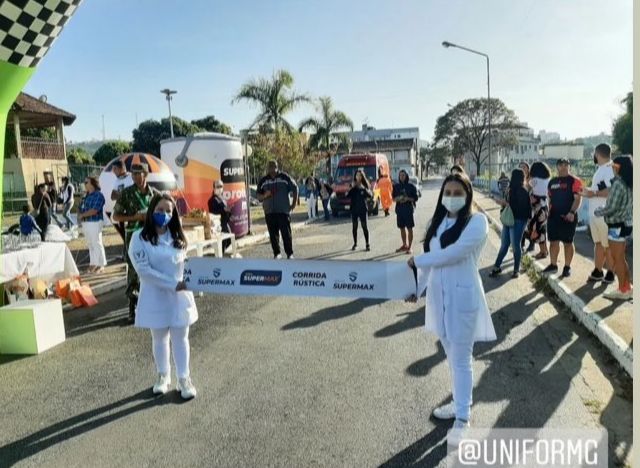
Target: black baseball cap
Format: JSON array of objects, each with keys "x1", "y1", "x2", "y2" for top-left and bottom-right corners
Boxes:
[{"x1": 556, "y1": 158, "x2": 571, "y2": 165}]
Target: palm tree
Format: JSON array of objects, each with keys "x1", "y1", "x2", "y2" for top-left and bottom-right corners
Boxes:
[
  {"x1": 232, "y1": 69, "x2": 310, "y2": 134},
  {"x1": 298, "y1": 96, "x2": 354, "y2": 176}
]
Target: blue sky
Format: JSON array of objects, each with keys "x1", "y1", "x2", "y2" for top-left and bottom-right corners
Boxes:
[{"x1": 24, "y1": 0, "x2": 632, "y2": 144}]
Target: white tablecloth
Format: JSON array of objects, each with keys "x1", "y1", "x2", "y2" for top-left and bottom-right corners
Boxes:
[{"x1": 0, "y1": 243, "x2": 80, "y2": 283}]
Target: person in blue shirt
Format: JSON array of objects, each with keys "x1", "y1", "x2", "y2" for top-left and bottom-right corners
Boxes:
[
  {"x1": 78, "y1": 176, "x2": 107, "y2": 273},
  {"x1": 19, "y1": 205, "x2": 41, "y2": 237}
]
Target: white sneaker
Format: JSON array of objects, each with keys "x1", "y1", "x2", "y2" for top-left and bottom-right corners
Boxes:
[
  {"x1": 177, "y1": 377, "x2": 197, "y2": 400},
  {"x1": 447, "y1": 419, "x2": 470, "y2": 446},
  {"x1": 274, "y1": 254, "x2": 283, "y2": 259},
  {"x1": 287, "y1": 255, "x2": 295, "y2": 259},
  {"x1": 152, "y1": 373, "x2": 171, "y2": 395},
  {"x1": 432, "y1": 402, "x2": 456, "y2": 420},
  {"x1": 603, "y1": 287, "x2": 633, "y2": 301}
]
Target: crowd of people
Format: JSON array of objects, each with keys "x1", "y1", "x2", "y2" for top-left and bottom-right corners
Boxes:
[
  {"x1": 13, "y1": 146, "x2": 631, "y2": 418},
  {"x1": 483, "y1": 143, "x2": 633, "y2": 301}
]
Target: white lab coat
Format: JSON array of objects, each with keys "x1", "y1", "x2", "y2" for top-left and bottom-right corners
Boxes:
[
  {"x1": 128, "y1": 229, "x2": 198, "y2": 329},
  {"x1": 414, "y1": 213, "x2": 496, "y2": 343}
]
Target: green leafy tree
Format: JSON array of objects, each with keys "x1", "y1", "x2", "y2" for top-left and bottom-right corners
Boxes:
[
  {"x1": 612, "y1": 92, "x2": 632, "y2": 155},
  {"x1": 248, "y1": 130, "x2": 314, "y2": 183},
  {"x1": 67, "y1": 146, "x2": 94, "y2": 164},
  {"x1": 21, "y1": 127, "x2": 57, "y2": 139},
  {"x1": 420, "y1": 143, "x2": 449, "y2": 178},
  {"x1": 131, "y1": 117, "x2": 200, "y2": 156},
  {"x1": 299, "y1": 96, "x2": 353, "y2": 175},
  {"x1": 434, "y1": 98, "x2": 519, "y2": 176},
  {"x1": 191, "y1": 115, "x2": 232, "y2": 135},
  {"x1": 93, "y1": 140, "x2": 132, "y2": 166},
  {"x1": 232, "y1": 69, "x2": 310, "y2": 134}
]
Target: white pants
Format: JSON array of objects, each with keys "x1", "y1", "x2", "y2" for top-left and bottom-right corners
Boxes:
[
  {"x1": 441, "y1": 337, "x2": 474, "y2": 421},
  {"x1": 82, "y1": 221, "x2": 107, "y2": 267},
  {"x1": 307, "y1": 194, "x2": 317, "y2": 219},
  {"x1": 150, "y1": 326, "x2": 190, "y2": 378}
]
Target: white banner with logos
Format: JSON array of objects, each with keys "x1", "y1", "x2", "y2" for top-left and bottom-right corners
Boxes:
[{"x1": 184, "y1": 257, "x2": 417, "y2": 300}]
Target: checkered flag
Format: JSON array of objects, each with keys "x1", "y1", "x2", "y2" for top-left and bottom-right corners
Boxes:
[{"x1": 0, "y1": 0, "x2": 82, "y2": 68}]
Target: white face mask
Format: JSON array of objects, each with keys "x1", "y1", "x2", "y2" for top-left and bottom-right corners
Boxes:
[{"x1": 441, "y1": 196, "x2": 466, "y2": 214}]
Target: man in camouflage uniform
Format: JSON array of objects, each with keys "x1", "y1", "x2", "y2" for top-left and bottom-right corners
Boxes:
[{"x1": 112, "y1": 163, "x2": 160, "y2": 324}]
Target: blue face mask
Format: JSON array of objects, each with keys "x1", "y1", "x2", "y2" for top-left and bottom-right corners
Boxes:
[{"x1": 153, "y1": 212, "x2": 172, "y2": 227}]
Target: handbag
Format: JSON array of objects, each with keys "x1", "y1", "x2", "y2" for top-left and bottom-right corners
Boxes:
[{"x1": 500, "y1": 194, "x2": 515, "y2": 227}]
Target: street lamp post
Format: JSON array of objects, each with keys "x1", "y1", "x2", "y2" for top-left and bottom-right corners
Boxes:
[
  {"x1": 442, "y1": 41, "x2": 492, "y2": 186},
  {"x1": 160, "y1": 89, "x2": 177, "y2": 138}
]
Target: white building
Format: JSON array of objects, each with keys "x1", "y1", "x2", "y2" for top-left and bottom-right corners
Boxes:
[
  {"x1": 334, "y1": 125, "x2": 422, "y2": 179},
  {"x1": 538, "y1": 130, "x2": 561, "y2": 145},
  {"x1": 542, "y1": 142, "x2": 585, "y2": 162},
  {"x1": 462, "y1": 123, "x2": 541, "y2": 177}
]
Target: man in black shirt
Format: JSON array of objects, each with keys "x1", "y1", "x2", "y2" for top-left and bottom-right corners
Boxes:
[
  {"x1": 392, "y1": 170, "x2": 418, "y2": 254},
  {"x1": 257, "y1": 160, "x2": 298, "y2": 259},
  {"x1": 208, "y1": 180, "x2": 232, "y2": 253},
  {"x1": 543, "y1": 158, "x2": 583, "y2": 278}
]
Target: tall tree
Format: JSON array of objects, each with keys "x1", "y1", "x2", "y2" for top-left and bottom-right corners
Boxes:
[
  {"x1": 67, "y1": 146, "x2": 94, "y2": 165},
  {"x1": 298, "y1": 96, "x2": 353, "y2": 175},
  {"x1": 94, "y1": 140, "x2": 132, "y2": 165},
  {"x1": 132, "y1": 117, "x2": 200, "y2": 156},
  {"x1": 232, "y1": 69, "x2": 310, "y2": 134},
  {"x1": 191, "y1": 115, "x2": 232, "y2": 135},
  {"x1": 434, "y1": 98, "x2": 519, "y2": 176},
  {"x1": 612, "y1": 92, "x2": 632, "y2": 155},
  {"x1": 420, "y1": 143, "x2": 449, "y2": 178}
]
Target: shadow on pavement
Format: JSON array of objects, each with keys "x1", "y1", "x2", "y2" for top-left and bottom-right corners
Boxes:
[
  {"x1": 281, "y1": 298, "x2": 386, "y2": 330},
  {"x1": 0, "y1": 389, "x2": 188, "y2": 467},
  {"x1": 378, "y1": 423, "x2": 449, "y2": 467},
  {"x1": 374, "y1": 307, "x2": 423, "y2": 338}
]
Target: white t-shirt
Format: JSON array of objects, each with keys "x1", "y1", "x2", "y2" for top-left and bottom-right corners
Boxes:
[
  {"x1": 529, "y1": 177, "x2": 549, "y2": 198},
  {"x1": 99, "y1": 172, "x2": 134, "y2": 213},
  {"x1": 589, "y1": 162, "x2": 615, "y2": 216}
]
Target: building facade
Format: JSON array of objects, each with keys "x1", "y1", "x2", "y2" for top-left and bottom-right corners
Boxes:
[
  {"x1": 3, "y1": 93, "x2": 76, "y2": 210},
  {"x1": 333, "y1": 125, "x2": 421, "y2": 179}
]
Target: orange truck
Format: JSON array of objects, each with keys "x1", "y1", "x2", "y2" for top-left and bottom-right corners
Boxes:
[{"x1": 330, "y1": 153, "x2": 390, "y2": 216}]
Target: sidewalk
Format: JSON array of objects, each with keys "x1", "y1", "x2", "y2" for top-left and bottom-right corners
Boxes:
[{"x1": 473, "y1": 189, "x2": 633, "y2": 376}]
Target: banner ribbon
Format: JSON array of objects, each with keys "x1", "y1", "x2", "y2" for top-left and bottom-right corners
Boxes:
[{"x1": 184, "y1": 257, "x2": 417, "y2": 300}]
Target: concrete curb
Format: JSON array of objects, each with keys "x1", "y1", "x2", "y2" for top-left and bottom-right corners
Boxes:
[
  {"x1": 472, "y1": 194, "x2": 633, "y2": 377},
  {"x1": 236, "y1": 216, "x2": 322, "y2": 249}
]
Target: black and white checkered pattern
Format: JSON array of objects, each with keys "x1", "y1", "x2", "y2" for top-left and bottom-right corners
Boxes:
[{"x1": 0, "y1": 0, "x2": 82, "y2": 68}]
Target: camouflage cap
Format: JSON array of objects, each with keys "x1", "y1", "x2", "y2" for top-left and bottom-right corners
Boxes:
[{"x1": 131, "y1": 163, "x2": 150, "y2": 174}]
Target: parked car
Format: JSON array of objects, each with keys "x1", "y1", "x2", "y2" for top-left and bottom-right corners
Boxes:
[{"x1": 409, "y1": 176, "x2": 422, "y2": 198}]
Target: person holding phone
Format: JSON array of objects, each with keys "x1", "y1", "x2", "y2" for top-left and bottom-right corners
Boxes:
[
  {"x1": 128, "y1": 193, "x2": 198, "y2": 400},
  {"x1": 392, "y1": 169, "x2": 418, "y2": 253}
]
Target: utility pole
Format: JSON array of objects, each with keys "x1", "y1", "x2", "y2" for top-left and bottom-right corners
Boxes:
[
  {"x1": 101, "y1": 114, "x2": 105, "y2": 141},
  {"x1": 160, "y1": 89, "x2": 177, "y2": 138}
]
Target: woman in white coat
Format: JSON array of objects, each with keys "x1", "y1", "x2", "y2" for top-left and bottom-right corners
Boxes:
[
  {"x1": 129, "y1": 193, "x2": 198, "y2": 400},
  {"x1": 407, "y1": 173, "x2": 496, "y2": 444}
]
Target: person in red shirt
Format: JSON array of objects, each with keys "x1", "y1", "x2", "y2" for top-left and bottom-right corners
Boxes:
[{"x1": 542, "y1": 158, "x2": 583, "y2": 278}]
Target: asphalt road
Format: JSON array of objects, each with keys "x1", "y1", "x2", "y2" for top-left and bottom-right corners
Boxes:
[{"x1": 0, "y1": 179, "x2": 632, "y2": 467}]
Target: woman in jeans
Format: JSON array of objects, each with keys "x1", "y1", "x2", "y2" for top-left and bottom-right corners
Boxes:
[
  {"x1": 489, "y1": 168, "x2": 532, "y2": 278},
  {"x1": 129, "y1": 193, "x2": 198, "y2": 399},
  {"x1": 594, "y1": 156, "x2": 633, "y2": 301},
  {"x1": 78, "y1": 177, "x2": 107, "y2": 273}
]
